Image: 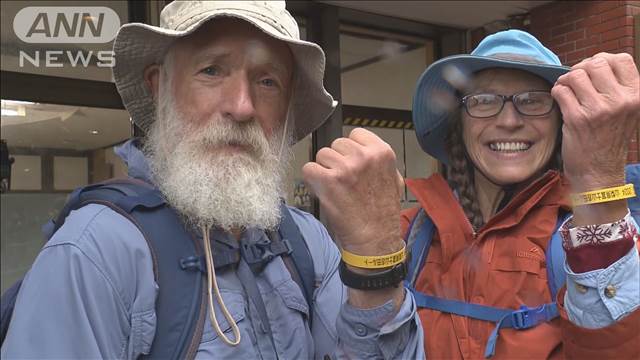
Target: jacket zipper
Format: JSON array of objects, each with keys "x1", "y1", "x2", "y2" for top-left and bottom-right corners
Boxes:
[{"x1": 462, "y1": 215, "x2": 477, "y2": 303}]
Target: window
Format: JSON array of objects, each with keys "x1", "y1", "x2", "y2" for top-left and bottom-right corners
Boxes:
[{"x1": 340, "y1": 25, "x2": 439, "y2": 207}]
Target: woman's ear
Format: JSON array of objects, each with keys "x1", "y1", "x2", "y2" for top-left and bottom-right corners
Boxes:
[{"x1": 143, "y1": 64, "x2": 162, "y2": 100}]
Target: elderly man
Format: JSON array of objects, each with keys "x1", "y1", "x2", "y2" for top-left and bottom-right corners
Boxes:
[{"x1": 1, "y1": 1, "x2": 422, "y2": 359}]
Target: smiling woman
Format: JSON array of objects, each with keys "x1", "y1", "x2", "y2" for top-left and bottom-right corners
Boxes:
[
  {"x1": 459, "y1": 69, "x2": 562, "y2": 215},
  {"x1": 404, "y1": 29, "x2": 640, "y2": 359}
]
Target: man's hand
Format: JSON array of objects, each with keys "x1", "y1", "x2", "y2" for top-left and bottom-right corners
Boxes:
[
  {"x1": 551, "y1": 52, "x2": 640, "y2": 192},
  {"x1": 302, "y1": 127, "x2": 405, "y2": 256},
  {"x1": 303, "y1": 128, "x2": 405, "y2": 308}
]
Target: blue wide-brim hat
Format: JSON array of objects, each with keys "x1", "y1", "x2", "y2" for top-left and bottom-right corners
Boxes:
[{"x1": 412, "y1": 29, "x2": 571, "y2": 164}]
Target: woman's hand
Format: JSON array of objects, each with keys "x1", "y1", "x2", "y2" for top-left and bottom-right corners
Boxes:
[{"x1": 551, "y1": 52, "x2": 639, "y2": 193}]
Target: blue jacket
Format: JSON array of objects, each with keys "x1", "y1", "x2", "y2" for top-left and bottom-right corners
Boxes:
[{"x1": 1, "y1": 139, "x2": 424, "y2": 359}]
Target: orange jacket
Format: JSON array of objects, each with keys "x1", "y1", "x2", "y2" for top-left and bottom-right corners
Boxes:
[{"x1": 402, "y1": 171, "x2": 640, "y2": 359}]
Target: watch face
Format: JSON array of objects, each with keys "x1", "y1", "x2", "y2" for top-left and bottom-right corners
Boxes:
[{"x1": 339, "y1": 261, "x2": 407, "y2": 290}]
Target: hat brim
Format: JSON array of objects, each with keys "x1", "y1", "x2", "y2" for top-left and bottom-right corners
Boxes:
[
  {"x1": 112, "y1": 10, "x2": 336, "y2": 144},
  {"x1": 412, "y1": 55, "x2": 570, "y2": 164}
]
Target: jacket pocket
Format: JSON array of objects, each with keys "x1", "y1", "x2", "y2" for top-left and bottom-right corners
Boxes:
[
  {"x1": 264, "y1": 279, "x2": 312, "y2": 359},
  {"x1": 491, "y1": 256, "x2": 543, "y2": 275},
  {"x1": 489, "y1": 255, "x2": 550, "y2": 305},
  {"x1": 201, "y1": 290, "x2": 247, "y2": 344}
]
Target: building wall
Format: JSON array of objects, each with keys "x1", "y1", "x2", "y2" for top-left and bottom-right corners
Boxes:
[
  {"x1": 529, "y1": 0, "x2": 639, "y2": 163},
  {"x1": 530, "y1": 0, "x2": 638, "y2": 65}
]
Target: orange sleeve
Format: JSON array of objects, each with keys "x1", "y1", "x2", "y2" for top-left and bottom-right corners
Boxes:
[
  {"x1": 401, "y1": 207, "x2": 420, "y2": 239},
  {"x1": 558, "y1": 286, "x2": 640, "y2": 359}
]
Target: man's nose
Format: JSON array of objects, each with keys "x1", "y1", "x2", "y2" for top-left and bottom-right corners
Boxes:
[{"x1": 222, "y1": 75, "x2": 256, "y2": 123}]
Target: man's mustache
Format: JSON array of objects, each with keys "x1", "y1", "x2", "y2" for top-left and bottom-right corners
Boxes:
[{"x1": 189, "y1": 124, "x2": 269, "y2": 160}]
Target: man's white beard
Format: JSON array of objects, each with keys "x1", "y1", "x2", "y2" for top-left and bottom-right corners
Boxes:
[{"x1": 145, "y1": 78, "x2": 290, "y2": 231}]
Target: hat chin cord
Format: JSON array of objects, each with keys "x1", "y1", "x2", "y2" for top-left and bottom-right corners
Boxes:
[
  {"x1": 202, "y1": 224, "x2": 242, "y2": 346},
  {"x1": 278, "y1": 115, "x2": 289, "y2": 160},
  {"x1": 278, "y1": 101, "x2": 295, "y2": 160}
]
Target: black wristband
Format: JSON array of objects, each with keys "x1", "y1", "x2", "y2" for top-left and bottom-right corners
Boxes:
[{"x1": 338, "y1": 260, "x2": 407, "y2": 290}]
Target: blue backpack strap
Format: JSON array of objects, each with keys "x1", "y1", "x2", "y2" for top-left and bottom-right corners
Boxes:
[
  {"x1": 41, "y1": 180, "x2": 165, "y2": 240},
  {"x1": 544, "y1": 162, "x2": 640, "y2": 299},
  {"x1": 277, "y1": 204, "x2": 315, "y2": 326},
  {"x1": 105, "y1": 183, "x2": 204, "y2": 360},
  {"x1": 405, "y1": 209, "x2": 435, "y2": 287},
  {"x1": 626, "y1": 163, "x2": 640, "y2": 225},
  {"x1": 406, "y1": 206, "x2": 562, "y2": 358},
  {"x1": 546, "y1": 211, "x2": 572, "y2": 300},
  {"x1": 406, "y1": 165, "x2": 640, "y2": 358},
  {"x1": 0, "y1": 279, "x2": 22, "y2": 344},
  {"x1": 38, "y1": 179, "x2": 203, "y2": 359},
  {"x1": 410, "y1": 289, "x2": 559, "y2": 358}
]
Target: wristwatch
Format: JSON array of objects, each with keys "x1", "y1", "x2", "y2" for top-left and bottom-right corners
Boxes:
[{"x1": 338, "y1": 260, "x2": 407, "y2": 290}]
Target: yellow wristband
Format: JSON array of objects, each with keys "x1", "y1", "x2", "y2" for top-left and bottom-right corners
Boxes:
[
  {"x1": 341, "y1": 246, "x2": 406, "y2": 269},
  {"x1": 570, "y1": 184, "x2": 636, "y2": 206}
]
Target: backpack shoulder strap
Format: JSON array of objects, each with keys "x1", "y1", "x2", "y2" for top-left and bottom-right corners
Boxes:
[
  {"x1": 545, "y1": 163, "x2": 640, "y2": 300},
  {"x1": 43, "y1": 179, "x2": 204, "y2": 359},
  {"x1": 405, "y1": 208, "x2": 435, "y2": 287},
  {"x1": 0, "y1": 279, "x2": 22, "y2": 344},
  {"x1": 278, "y1": 204, "x2": 315, "y2": 325},
  {"x1": 546, "y1": 210, "x2": 572, "y2": 300},
  {"x1": 42, "y1": 179, "x2": 165, "y2": 240},
  {"x1": 625, "y1": 163, "x2": 640, "y2": 225}
]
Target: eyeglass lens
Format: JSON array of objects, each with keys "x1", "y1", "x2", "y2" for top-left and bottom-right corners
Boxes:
[{"x1": 464, "y1": 91, "x2": 554, "y2": 118}]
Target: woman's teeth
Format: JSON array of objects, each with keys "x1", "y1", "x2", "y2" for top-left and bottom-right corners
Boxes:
[{"x1": 489, "y1": 142, "x2": 531, "y2": 152}]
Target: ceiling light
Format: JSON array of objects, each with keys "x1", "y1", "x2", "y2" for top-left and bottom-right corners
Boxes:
[
  {"x1": 90, "y1": 130, "x2": 99, "y2": 135},
  {"x1": 2, "y1": 109, "x2": 21, "y2": 116},
  {"x1": 1, "y1": 100, "x2": 35, "y2": 106},
  {"x1": 1, "y1": 100, "x2": 29, "y2": 116}
]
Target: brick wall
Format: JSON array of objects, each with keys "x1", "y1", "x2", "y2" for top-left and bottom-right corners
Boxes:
[
  {"x1": 530, "y1": 0, "x2": 638, "y2": 65},
  {"x1": 529, "y1": 0, "x2": 639, "y2": 164}
]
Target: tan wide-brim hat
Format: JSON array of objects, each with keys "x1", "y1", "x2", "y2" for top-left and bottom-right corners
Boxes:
[{"x1": 112, "y1": 0, "x2": 336, "y2": 144}]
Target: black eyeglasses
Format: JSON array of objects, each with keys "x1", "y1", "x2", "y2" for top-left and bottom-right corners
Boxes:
[{"x1": 461, "y1": 91, "x2": 555, "y2": 118}]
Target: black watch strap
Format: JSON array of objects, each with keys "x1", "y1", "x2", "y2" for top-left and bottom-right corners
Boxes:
[{"x1": 338, "y1": 260, "x2": 407, "y2": 290}]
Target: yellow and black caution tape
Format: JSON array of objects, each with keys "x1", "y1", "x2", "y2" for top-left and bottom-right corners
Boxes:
[{"x1": 344, "y1": 117, "x2": 414, "y2": 129}]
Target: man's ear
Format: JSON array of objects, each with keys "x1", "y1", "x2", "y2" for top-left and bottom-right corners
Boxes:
[{"x1": 143, "y1": 64, "x2": 162, "y2": 100}]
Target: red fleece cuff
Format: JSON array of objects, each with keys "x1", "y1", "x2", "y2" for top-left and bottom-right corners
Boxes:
[{"x1": 566, "y1": 238, "x2": 635, "y2": 273}]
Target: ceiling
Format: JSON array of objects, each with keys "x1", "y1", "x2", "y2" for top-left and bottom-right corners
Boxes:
[
  {"x1": 323, "y1": 1, "x2": 551, "y2": 29},
  {"x1": 1, "y1": 101, "x2": 131, "y2": 151}
]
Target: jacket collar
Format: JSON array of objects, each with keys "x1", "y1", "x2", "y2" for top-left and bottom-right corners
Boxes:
[
  {"x1": 114, "y1": 138, "x2": 153, "y2": 184},
  {"x1": 405, "y1": 170, "x2": 571, "y2": 266}
]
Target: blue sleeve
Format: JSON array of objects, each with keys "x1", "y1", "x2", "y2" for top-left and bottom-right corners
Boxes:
[
  {"x1": 564, "y1": 245, "x2": 640, "y2": 329},
  {"x1": 563, "y1": 216, "x2": 640, "y2": 329},
  {"x1": 336, "y1": 289, "x2": 424, "y2": 359},
  {"x1": 1, "y1": 205, "x2": 157, "y2": 360},
  {"x1": 288, "y1": 207, "x2": 424, "y2": 359}
]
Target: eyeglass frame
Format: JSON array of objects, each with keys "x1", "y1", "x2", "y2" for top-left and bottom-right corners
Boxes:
[{"x1": 460, "y1": 90, "x2": 556, "y2": 118}]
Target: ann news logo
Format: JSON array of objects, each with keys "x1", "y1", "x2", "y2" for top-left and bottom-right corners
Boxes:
[{"x1": 13, "y1": 7, "x2": 120, "y2": 68}]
